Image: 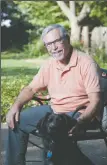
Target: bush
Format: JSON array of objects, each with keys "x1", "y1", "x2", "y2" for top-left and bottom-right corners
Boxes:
[
  {"x1": 92, "y1": 48, "x2": 107, "y2": 68},
  {"x1": 72, "y1": 41, "x2": 84, "y2": 52},
  {"x1": 23, "y1": 38, "x2": 47, "y2": 58},
  {"x1": 1, "y1": 75, "x2": 34, "y2": 122},
  {"x1": 1, "y1": 38, "x2": 48, "y2": 59}
]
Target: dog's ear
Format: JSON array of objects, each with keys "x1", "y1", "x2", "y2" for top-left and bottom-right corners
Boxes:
[{"x1": 36, "y1": 112, "x2": 51, "y2": 134}]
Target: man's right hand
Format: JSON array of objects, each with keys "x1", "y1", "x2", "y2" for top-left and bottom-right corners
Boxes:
[
  {"x1": 6, "y1": 85, "x2": 35, "y2": 129},
  {"x1": 6, "y1": 105, "x2": 21, "y2": 129}
]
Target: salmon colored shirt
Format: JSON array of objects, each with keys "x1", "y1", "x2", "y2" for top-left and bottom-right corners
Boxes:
[{"x1": 29, "y1": 49, "x2": 101, "y2": 113}]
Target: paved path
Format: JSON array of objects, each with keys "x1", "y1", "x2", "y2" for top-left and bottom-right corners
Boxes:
[{"x1": 1, "y1": 123, "x2": 107, "y2": 165}]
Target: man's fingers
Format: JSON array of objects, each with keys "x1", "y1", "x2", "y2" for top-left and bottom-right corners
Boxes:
[
  {"x1": 9, "y1": 116, "x2": 15, "y2": 129},
  {"x1": 15, "y1": 111, "x2": 19, "y2": 122},
  {"x1": 6, "y1": 113, "x2": 15, "y2": 129}
]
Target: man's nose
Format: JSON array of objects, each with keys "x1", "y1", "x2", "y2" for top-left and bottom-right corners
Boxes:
[{"x1": 51, "y1": 43, "x2": 57, "y2": 50}]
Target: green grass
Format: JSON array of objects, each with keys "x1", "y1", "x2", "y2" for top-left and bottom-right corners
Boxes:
[
  {"x1": 1, "y1": 59, "x2": 37, "y2": 68},
  {"x1": 1, "y1": 57, "x2": 48, "y2": 68},
  {"x1": 1, "y1": 56, "x2": 50, "y2": 79},
  {"x1": 1, "y1": 50, "x2": 49, "y2": 59}
]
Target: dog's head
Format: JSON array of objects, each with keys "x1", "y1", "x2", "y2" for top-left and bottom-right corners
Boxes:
[{"x1": 36, "y1": 112, "x2": 77, "y2": 140}]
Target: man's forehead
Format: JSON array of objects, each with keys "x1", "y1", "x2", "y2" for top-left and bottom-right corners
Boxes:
[{"x1": 43, "y1": 28, "x2": 61, "y2": 43}]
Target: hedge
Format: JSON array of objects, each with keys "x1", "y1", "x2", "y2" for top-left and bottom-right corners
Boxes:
[{"x1": 1, "y1": 75, "x2": 34, "y2": 122}]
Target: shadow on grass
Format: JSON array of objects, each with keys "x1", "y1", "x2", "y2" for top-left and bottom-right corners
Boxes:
[{"x1": 2, "y1": 67, "x2": 39, "y2": 77}]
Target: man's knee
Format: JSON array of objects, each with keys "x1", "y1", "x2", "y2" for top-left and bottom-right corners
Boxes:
[{"x1": 19, "y1": 105, "x2": 52, "y2": 133}]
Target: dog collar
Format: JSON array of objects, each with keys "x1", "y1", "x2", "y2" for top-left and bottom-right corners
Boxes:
[{"x1": 47, "y1": 150, "x2": 52, "y2": 158}]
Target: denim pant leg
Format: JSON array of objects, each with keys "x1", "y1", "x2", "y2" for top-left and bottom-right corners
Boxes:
[
  {"x1": 66, "y1": 111, "x2": 81, "y2": 119},
  {"x1": 102, "y1": 106, "x2": 107, "y2": 133},
  {"x1": 5, "y1": 105, "x2": 52, "y2": 165}
]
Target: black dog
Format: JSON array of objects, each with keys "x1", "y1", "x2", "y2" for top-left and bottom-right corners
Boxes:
[{"x1": 36, "y1": 112, "x2": 78, "y2": 165}]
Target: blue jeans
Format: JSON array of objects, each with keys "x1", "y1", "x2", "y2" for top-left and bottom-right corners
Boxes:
[{"x1": 5, "y1": 105, "x2": 107, "y2": 165}]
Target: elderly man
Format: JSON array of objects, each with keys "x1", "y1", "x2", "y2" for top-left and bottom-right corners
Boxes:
[{"x1": 5, "y1": 24, "x2": 107, "y2": 165}]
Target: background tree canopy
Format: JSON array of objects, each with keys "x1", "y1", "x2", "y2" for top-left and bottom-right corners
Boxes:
[{"x1": 1, "y1": 1, "x2": 107, "y2": 58}]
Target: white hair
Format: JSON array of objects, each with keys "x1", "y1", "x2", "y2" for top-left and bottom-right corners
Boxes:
[{"x1": 41, "y1": 24, "x2": 69, "y2": 42}]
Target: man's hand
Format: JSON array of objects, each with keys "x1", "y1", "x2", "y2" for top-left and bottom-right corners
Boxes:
[
  {"x1": 6, "y1": 85, "x2": 35, "y2": 129},
  {"x1": 6, "y1": 105, "x2": 21, "y2": 129}
]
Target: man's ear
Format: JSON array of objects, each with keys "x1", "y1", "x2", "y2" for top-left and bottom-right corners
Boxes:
[{"x1": 36, "y1": 112, "x2": 51, "y2": 134}]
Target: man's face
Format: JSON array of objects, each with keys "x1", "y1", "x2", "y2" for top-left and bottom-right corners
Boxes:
[{"x1": 43, "y1": 28, "x2": 70, "y2": 61}]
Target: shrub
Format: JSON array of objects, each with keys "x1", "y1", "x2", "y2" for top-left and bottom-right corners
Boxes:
[
  {"x1": 1, "y1": 74, "x2": 49, "y2": 122},
  {"x1": 1, "y1": 38, "x2": 48, "y2": 59},
  {"x1": 23, "y1": 38, "x2": 47, "y2": 58},
  {"x1": 92, "y1": 48, "x2": 107, "y2": 68},
  {"x1": 1, "y1": 75, "x2": 34, "y2": 122},
  {"x1": 72, "y1": 41, "x2": 84, "y2": 52}
]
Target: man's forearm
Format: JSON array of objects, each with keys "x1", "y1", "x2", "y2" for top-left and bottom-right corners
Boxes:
[
  {"x1": 77, "y1": 101, "x2": 101, "y2": 124},
  {"x1": 13, "y1": 86, "x2": 35, "y2": 109}
]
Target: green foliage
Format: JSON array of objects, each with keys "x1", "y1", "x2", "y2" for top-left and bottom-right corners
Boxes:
[
  {"x1": 1, "y1": 48, "x2": 49, "y2": 59},
  {"x1": 71, "y1": 41, "x2": 107, "y2": 68},
  {"x1": 77, "y1": 1, "x2": 107, "y2": 26},
  {"x1": 1, "y1": 57, "x2": 51, "y2": 122},
  {"x1": 89, "y1": 1, "x2": 107, "y2": 26},
  {"x1": 13, "y1": 1, "x2": 70, "y2": 58},
  {"x1": 1, "y1": 66, "x2": 40, "y2": 122},
  {"x1": 23, "y1": 38, "x2": 47, "y2": 58},
  {"x1": 15, "y1": 1, "x2": 69, "y2": 27},
  {"x1": 92, "y1": 48, "x2": 107, "y2": 68},
  {"x1": 72, "y1": 41, "x2": 84, "y2": 51},
  {"x1": 1, "y1": 59, "x2": 40, "y2": 122},
  {"x1": 1, "y1": 1, "x2": 33, "y2": 51},
  {"x1": 1, "y1": 76, "x2": 31, "y2": 122},
  {"x1": 1, "y1": 73, "x2": 49, "y2": 122}
]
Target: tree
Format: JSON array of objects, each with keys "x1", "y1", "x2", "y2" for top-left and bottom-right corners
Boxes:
[
  {"x1": 1, "y1": 1, "x2": 33, "y2": 51},
  {"x1": 14, "y1": 1, "x2": 70, "y2": 57},
  {"x1": 56, "y1": 1, "x2": 107, "y2": 47},
  {"x1": 56, "y1": 1, "x2": 90, "y2": 43}
]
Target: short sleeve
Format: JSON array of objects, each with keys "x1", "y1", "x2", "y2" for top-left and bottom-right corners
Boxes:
[
  {"x1": 29, "y1": 62, "x2": 49, "y2": 93},
  {"x1": 82, "y1": 58, "x2": 101, "y2": 94}
]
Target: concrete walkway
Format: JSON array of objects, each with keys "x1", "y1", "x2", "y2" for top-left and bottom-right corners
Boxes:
[{"x1": 1, "y1": 123, "x2": 107, "y2": 165}]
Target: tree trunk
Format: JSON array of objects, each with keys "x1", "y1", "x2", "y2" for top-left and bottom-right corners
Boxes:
[
  {"x1": 56, "y1": 1, "x2": 90, "y2": 44},
  {"x1": 70, "y1": 20, "x2": 81, "y2": 42},
  {"x1": 82, "y1": 26, "x2": 89, "y2": 48}
]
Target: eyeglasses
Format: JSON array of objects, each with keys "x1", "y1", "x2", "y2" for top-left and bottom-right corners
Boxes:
[{"x1": 44, "y1": 36, "x2": 65, "y2": 49}]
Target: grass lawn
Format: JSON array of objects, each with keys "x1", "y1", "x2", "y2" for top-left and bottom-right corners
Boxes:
[
  {"x1": 1, "y1": 57, "x2": 49, "y2": 78},
  {"x1": 1, "y1": 58, "x2": 46, "y2": 68}
]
